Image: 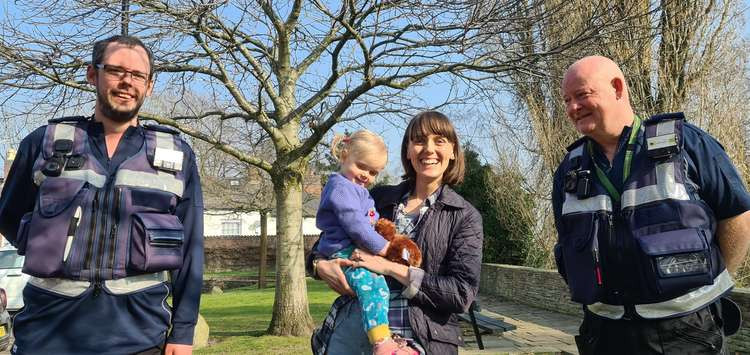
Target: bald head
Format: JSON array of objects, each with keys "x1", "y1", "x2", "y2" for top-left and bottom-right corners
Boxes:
[
  {"x1": 561, "y1": 56, "x2": 635, "y2": 148},
  {"x1": 563, "y1": 56, "x2": 627, "y2": 96}
]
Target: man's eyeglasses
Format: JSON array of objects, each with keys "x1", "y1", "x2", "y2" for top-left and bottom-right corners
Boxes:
[{"x1": 95, "y1": 64, "x2": 150, "y2": 84}]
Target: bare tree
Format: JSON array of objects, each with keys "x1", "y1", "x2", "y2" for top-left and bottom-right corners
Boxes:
[{"x1": 0, "y1": 0, "x2": 617, "y2": 335}]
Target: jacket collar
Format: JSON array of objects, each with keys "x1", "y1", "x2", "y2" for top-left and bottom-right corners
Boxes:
[{"x1": 379, "y1": 180, "x2": 465, "y2": 209}]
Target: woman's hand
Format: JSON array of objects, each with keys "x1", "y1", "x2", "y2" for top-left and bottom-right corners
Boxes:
[
  {"x1": 316, "y1": 258, "x2": 355, "y2": 296},
  {"x1": 351, "y1": 248, "x2": 410, "y2": 285}
]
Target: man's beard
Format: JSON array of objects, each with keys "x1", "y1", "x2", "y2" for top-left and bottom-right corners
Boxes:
[{"x1": 97, "y1": 89, "x2": 145, "y2": 123}]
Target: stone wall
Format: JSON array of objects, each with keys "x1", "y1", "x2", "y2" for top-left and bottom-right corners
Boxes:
[
  {"x1": 480, "y1": 263, "x2": 750, "y2": 353},
  {"x1": 728, "y1": 288, "x2": 750, "y2": 353},
  {"x1": 204, "y1": 235, "x2": 319, "y2": 272},
  {"x1": 480, "y1": 263, "x2": 582, "y2": 317}
]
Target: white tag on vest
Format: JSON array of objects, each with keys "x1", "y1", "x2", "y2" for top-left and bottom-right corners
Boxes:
[
  {"x1": 647, "y1": 133, "x2": 677, "y2": 151},
  {"x1": 402, "y1": 248, "x2": 410, "y2": 262},
  {"x1": 154, "y1": 147, "x2": 183, "y2": 172}
]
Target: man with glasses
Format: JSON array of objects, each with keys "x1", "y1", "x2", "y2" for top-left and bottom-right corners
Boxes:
[
  {"x1": 553, "y1": 55, "x2": 750, "y2": 354},
  {"x1": 0, "y1": 35, "x2": 203, "y2": 355}
]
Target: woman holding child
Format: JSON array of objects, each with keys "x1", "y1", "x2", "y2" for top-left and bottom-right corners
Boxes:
[{"x1": 311, "y1": 111, "x2": 484, "y2": 354}]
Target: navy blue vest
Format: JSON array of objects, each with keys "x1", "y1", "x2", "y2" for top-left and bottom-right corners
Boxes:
[
  {"x1": 17, "y1": 117, "x2": 188, "y2": 281},
  {"x1": 555, "y1": 113, "x2": 731, "y2": 319}
]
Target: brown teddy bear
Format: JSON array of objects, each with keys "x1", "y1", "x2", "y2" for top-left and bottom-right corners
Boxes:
[{"x1": 374, "y1": 218, "x2": 422, "y2": 267}]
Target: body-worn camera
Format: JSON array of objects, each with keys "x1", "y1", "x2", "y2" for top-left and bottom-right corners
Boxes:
[
  {"x1": 42, "y1": 157, "x2": 65, "y2": 177},
  {"x1": 65, "y1": 155, "x2": 86, "y2": 170},
  {"x1": 42, "y1": 139, "x2": 76, "y2": 177},
  {"x1": 564, "y1": 169, "x2": 592, "y2": 198}
]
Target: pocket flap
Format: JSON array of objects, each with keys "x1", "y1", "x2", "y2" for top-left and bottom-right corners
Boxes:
[
  {"x1": 38, "y1": 178, "x2": 86, "y2": 217},
  {"x1": 134, "y1": 212, "x2": 183, "y2": 231},
  {"x1": 134, "y1": 213, "x2": 184, "y2": 247},
  {"x1": 636, "y1": 228, "x2": 707, "y2": 256}
]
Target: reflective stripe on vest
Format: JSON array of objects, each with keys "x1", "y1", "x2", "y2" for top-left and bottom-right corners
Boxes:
[
  {"x1": 34, "y1": 123, "x2": 108, "y2": 188},
  {"x1": 53, "y1": 123, "x2": 75, "y2": 143},
  {"x1": 114, "y1": 169, "x2": 184, "y2": 197},
  {"x1": 586, "y1": 269, "x2": 733, "y2": 319},
  {"x1": 104, "y1": 271, "x2": 170, "y2": 295},
  {"x1": 621, "y1": 162, "x2": 689, "y2": 209},
  {"x1": 153, "y1": 131, "x2": 183, "y2": 172},
  {"x1": 586, "y1": 301, "x2": 625, "y2": 320},
  {"x1": 33, "y1": 169, "x2": 107, "y2": 188},
  {"x1": 561, "y1": 145, "x2": 615, "y2": 215},
  {"x1": 635, "y1": 269, "x2": 733, "y2": 318},
  {"x1": 28, "y1": 271, "x2": 169, "y2": 297},
  {"x1": 562, "y1": 193, "x2": 612, "y2": 215},
  {"x1": 656, "y1": 119, "x2": 675, "y2": 135}
]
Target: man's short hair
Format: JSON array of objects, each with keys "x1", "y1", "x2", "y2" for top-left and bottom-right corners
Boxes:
[{"x1": 92, "y1": 35, "x2": 154, "y2": 78}]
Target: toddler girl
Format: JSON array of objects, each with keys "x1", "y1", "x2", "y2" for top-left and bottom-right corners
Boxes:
[{"x1": 316, "y1": 130, "x2": 416, "y2": 355}]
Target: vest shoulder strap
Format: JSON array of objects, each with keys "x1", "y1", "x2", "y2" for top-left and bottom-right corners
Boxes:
[
  {"x1": 646, "y1": 112, "x2": 685, "y2": 123},
  {"x1": 41, "y1": 121, "x2": 86, "y2": 160},
  {"x1": 47, "y1": 116, "x2": 89, "y2": 124},
  {"x1": 644, "y1": 112, "x2": 684, "y2": 160},
  {"x1": 143, "y1": 127, "x2": 186, "y2": 173},
  {"x1": 143, "y1": 123, "x2": 180, "y2": 135}
]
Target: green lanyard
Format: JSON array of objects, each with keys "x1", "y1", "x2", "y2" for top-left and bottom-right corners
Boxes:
[{"x1": 587, "y1": 116, "x2": 641, "y2": 202}]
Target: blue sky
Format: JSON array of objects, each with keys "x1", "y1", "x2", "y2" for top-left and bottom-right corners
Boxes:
[{"x1": 1, "y1": 2, "x2": 749, "y2": 178}]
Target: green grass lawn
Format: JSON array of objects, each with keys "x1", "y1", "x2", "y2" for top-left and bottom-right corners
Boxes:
[{"x1": 196, "y1": 278, "x2": 338, "y2": 354}]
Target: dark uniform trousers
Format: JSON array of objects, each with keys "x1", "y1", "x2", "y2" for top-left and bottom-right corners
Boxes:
[
  {"x1": 133, "y1": 342, "x2": 165, "y2": 355},
  {"x1": 576, "y1": 300, "x2": 726, "y2": 355}
]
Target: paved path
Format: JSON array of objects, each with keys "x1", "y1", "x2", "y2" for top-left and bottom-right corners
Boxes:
[{"x1": 459, "y1": 294, "x2": 581, "y2": 355}]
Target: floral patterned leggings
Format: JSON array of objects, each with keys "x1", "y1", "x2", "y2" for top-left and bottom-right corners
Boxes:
[{"x1": 332, "y1": 245, "x2": 391, "y2": 344}]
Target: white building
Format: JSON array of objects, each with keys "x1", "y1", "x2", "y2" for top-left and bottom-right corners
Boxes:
[{"x1": 203, "y1": 209, "x2": 320, "y2": 237}]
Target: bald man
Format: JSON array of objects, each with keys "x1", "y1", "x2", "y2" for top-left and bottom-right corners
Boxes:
[{"x1": 552, "y1": 56, "x2": 750, "y2": 354}]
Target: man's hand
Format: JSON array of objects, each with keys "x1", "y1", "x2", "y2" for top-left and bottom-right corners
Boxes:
[
  {"x1": 717, "y1": 210, "x2": 750, "y2": 274},
  {"x1": 165, "y1": 343, "x2": 192, "y2": 355}
]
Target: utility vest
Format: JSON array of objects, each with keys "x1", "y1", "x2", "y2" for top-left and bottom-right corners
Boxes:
[
  {"x1": 554, "y1": 112, "x2": 732, "y2": 320},
  {"x1": 17, "y1": 117, "x2": 187, "y2": 291}
]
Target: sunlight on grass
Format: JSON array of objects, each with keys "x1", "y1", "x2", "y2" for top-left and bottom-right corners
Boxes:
[
  {"x1": 196, "y1": 278, "x2": 338, "y2": 354},
  {"x1": 204, "y1": 267, "x2": 276, "y2": 279}
]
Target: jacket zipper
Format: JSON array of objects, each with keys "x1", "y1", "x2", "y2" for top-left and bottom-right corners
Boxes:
[
  {"x1": 96, "y1": 184, "x2": 112, "y2": 280},
  {"x1": 608, "y1": 213, "x2": 619, "y2": 264},
  {"x1": 108, "y1": 187, "x2": 120, "y2": 278},
  {"x1": 84, "y1": 190, "x2": 100, "y2": 274}
]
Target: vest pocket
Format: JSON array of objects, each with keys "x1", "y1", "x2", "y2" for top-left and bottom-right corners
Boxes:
[
  {"x1": 559, "y1": 213, "x2": 603, "y2": 305},
  {"x1": 129, "y1": 212, "x2": 184, "y2": 272},
  {"x1": 23, "y1": 178, "x2": 89, "y2": 277},
  {"x1": 15, "y1": 212, "x2": 33, "y2": 255},
  {"x1": 634, "y1": 228, "x2": 713, "y2": 296}
]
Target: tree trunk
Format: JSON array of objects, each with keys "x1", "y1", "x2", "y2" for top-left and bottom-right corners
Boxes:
[
  {"x1": 267, "y1": 171, "x2": 314, "y2": 335},
  {"x1": 258, "y1": 211, "x2": 268, "y2": 289}
]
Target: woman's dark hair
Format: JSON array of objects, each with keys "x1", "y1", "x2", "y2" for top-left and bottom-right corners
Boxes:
[
  {"x1": 400, "y1": 111, "x2": 465, "y2": 185},
  {"x1": 92, "y1": 35, "x2": 155, "y2": 78}
]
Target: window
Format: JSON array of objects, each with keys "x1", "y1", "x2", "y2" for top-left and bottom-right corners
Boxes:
[{"x1": 221, "y1": 220, "x2": 242, "y2": 235}]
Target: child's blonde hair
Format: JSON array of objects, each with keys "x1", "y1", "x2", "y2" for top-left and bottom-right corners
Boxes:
[{"x1": 331, "y1": 130, "x2": 387, "y2": 163}]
